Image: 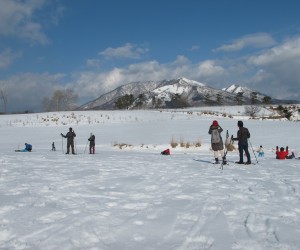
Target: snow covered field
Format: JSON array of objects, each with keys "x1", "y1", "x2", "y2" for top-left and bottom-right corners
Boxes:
[{"x1": 0, "y1": 108, "x2": 300, "y2": 250}]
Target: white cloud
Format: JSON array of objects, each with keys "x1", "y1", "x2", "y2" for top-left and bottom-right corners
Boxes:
[
  {"x1": 189, "y1": 45, "x2": 200, "y2": 51},
  {"x1": 196, "y1": 60, "x2": 225, "y2": 77},
  {"x1": 0, "y1": 73, "x2": 65, "y2": 112},
  {"x1": 215, "y1": 33, "x2": 276, "y2": 52},
  {"x1": 0, "y1": 0, "x2": 63, "y2": 44},
  {"x1": 99, "y1": 43, "x2": 148, "y2": 59},
  {"x1": 0, "y1": 48, "x2": 21, "y2": 69},
  {"x1": 248, "y1": 37, "x2": 300, "y2": 65}
]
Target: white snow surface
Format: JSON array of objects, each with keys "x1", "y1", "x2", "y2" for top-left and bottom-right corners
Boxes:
[{"x1": 0, "y1": 109, "x2": 300, "y2": 250}]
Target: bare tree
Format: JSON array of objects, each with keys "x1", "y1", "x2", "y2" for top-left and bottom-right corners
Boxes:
[
  {"x1": 244, "y1": 105, "x2": 262, "y2": 117},
  {"x1": 42, "y1": 88, "x2": 78, "y2": 112},
  {"x1": 62, "y1": 88, "x2": 78, "y2": 110},
  {"x1": 0, "y1": 88, "x2": 8, "y2": 113}
]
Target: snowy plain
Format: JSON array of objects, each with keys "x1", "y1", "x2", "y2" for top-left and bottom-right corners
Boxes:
[{"x1": 0, "y1": 106, "x2": 300, "y2": 250}]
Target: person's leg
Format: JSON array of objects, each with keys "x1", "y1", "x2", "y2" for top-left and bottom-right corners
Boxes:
[
  {"x1": 238, "y1": 145, "x2": 244, "y2": 163},
  {"x1": 92, "y1": 146, "x2": 95, "y2": 154},
  {"x1": 66, "y1": 141, "x2": 70, "y2": 154},
  {"x1": 71, "y1": 141, "x2": 75, "y2": 154},
  {"x1": 245, "y1": 145, "x2": 251, "y2": 163},
  {"x1": 214, "y1": 151, "x2": 219, "y2": 163}
]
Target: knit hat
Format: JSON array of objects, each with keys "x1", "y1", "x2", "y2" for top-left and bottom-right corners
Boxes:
[
  {"x1": 212, "y1": 120, "x2": 218, "y2": 126},
  {"x1": 237, "y1": 120, "x2": 243, "y2": 127}
]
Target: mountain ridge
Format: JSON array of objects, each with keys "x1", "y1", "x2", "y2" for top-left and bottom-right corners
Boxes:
[{"x1": 78, "y1": 78, "x2": 298, "y2": 110}]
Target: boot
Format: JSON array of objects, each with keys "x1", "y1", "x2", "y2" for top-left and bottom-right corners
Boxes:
[
  {"x1": 214, "y1": 158, "x2": 219, "y2": 164},
  {"x1": 222, "y1": 157, "x2": 227, "y2": 165}
]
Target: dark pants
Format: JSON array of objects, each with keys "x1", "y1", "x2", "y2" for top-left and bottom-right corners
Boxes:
[
  {"x1": 239, "y1": 143, "x2": 251, "y2": 163},
  {"x1": 67, "y1": 141, "x2": 75, "y2": 154},
  {"x1": 89, "y1": 145, "x2": 95, "y2": 154}
]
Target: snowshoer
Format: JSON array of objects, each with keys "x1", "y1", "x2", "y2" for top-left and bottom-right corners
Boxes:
[
  {"x1": 88, "y1": 133, "x2": 95, "y2": 154},
  {"x1": 161, "y1": 148, "x2": 170, "y2": 155},
  {"x1": 208, "y1": 120, "x2": 226, "y2": 164},
  {"x1": 231, "y1": 120, "x2": 251, "y2": 164},
  {"x1": 61, "y1": 127, "x2": 76, "y2": 154}
]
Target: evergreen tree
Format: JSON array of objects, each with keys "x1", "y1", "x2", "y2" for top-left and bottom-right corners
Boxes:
[{"x1": 235, "y1": 92, "x2": 244, "y2": 105}]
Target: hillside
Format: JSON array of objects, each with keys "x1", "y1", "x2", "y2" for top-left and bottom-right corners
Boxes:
[{"x1": 78, "y1": 78, "x2": 279, "y2": 110}]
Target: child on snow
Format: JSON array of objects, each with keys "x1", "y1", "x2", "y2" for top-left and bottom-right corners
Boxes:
[
  {"x1": 257, "y1": 145, "x2": 264, "y2": 157},
  {"x1": 276, "y1": 146, "x2": 295, "y2": 159}
]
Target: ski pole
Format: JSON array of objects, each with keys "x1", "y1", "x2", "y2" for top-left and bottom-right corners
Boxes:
[
  {"x1": 74, "y1": 138, "x2": 77, "y2": 154},
  {"x1": 248, "y1": 139, "x2": 258, "y2": 164},
  {"x1": 61, "y1": 135, "x2": 64, "y2": 154}
]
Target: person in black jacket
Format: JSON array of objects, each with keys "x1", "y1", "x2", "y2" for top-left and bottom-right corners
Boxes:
[
  {"x1": 232, "y1": 120, "x2": 251, "y2": 164},
  {"x1": 61, "y1": 127, "x2": 76, "y2": 154},
  {"x1": 88, "y1": 133, "x2": 95, "y2": 154}
]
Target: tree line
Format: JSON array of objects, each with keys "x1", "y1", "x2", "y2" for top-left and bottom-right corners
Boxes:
[{"x1": 114, "y1": 91, "x2": 273, "y2": 110}]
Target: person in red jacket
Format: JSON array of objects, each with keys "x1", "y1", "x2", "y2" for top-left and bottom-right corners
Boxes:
[{"x1": 276, "y1": 146, "x2": 289, "y2": 159}]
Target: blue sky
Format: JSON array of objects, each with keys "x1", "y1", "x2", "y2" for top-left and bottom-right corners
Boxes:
[{"x1": 0, "y1": 0, "x2": 300, "y2": 112}]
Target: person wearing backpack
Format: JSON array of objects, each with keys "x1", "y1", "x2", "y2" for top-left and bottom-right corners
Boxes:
[
  {"x1": 208, "y1": 120, "x2": 226, "y2": 164},
  {"x1": 231, "y1": 120, "x2": 251, "y2": 164}
]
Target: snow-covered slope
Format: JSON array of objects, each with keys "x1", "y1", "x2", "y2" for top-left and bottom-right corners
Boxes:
[
  {"x1": 78, "y1": 78, "x2": 239, "y2": 110},
  {"x1": 223, "y1": 84, "x2": 266, "y2": 100},
  {"x1": 0, "y1": 108, "x2": 300, "y2": 249}
]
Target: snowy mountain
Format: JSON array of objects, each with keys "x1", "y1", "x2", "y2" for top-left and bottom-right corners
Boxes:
[
  {"x1": 223, "y1": 84, "x2": 266, "y2": 101},
  {"x1": 78, "y1": 78, "x2": 293, "y2": 110}
]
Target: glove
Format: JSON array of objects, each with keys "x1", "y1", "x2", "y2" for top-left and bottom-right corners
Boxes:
[
  {"x1": 276, "y1": 146, "x2": 278, "y2": 150},
  {"x1": 286, "y1": 146, "x2": 288, "y2": 150},
  {"x1": 231, "y1": 135, "x2": 233, "y2": 139},
  {"x1": 60, "y1": 133, "x2": 63, "y2": 137}
]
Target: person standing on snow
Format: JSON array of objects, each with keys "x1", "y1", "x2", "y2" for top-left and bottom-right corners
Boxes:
[
  {"x1": 52, "y1": 142, "x2": 56, "y2": 151},
  {"x1": 257, "y1": 145, "x2": 264, "y2": 157},
  {"x1": 231, "y1": 120, "x2": 251, "y2": 164},
  {"x1": 61, "y1": 127, "x2": 76, "y2": 154},
  {"x1": 208, "y1": 120, "x2": 226, "y2": 164},
  {"x1": 88, "y1": 133, "x2": 95, "y2": 154}
]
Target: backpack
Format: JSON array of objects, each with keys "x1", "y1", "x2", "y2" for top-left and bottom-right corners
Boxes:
[
  {"x1": 211, "y1": 129, "x2": 220, "y2": 143},
  {"x1": 161, "y1": 149, "x2": 170, "y2": 155}
]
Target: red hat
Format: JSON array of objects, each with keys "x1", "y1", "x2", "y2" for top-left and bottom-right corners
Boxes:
[{"x1": 212, "y1": 120, "x2": 218, "y2": 126}]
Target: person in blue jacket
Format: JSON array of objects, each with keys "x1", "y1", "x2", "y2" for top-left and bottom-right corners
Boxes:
[{"x1": 22, "y1": 143, "x2": 32, "y2": 152}]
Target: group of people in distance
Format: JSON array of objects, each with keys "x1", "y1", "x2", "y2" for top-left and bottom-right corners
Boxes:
[
  {"x1": 60, "y1": 127, "x2": 96, "y2": 154},
  {"x1": 209, "y1": 119, "x2": 252, "y2": 165},
  {"x1": 208, "y1": 119, "x2": 296, "y2": 163},
  {"x1": 20, "y1": 127, "x2": 96, "y2": 155},
  {"x1": 19, "y1": 122, "x2": 297, "y2": 160}
]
